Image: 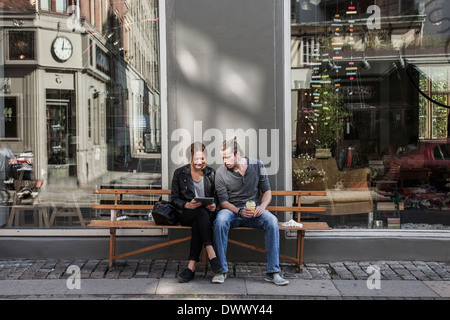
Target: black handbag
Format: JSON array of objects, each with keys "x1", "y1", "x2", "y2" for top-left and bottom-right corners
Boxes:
[{"x1": 152, "y1": 200, "x2": 179, "y2": 225}]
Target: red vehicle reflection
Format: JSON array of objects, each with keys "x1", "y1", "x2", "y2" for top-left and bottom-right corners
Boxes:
[{"x1": 386, "y1": 140, "x2": 450, "y2": 190}]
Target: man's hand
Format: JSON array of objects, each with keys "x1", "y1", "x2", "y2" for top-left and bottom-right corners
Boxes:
[
  {"x1": 239, "y1": 207, "x2": 254, "y2": 218},
  {"x1": 253, "y1": 205, "x2": 266, "y2": 217}
]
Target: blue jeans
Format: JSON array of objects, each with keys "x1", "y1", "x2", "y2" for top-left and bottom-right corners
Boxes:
[{"x1": 213, "y1": 209, "x2": 280, "y2": 274}]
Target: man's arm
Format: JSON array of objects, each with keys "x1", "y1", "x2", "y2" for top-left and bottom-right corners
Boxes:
[
  {"x1": 220, "y1": 201, "x2": 240, "y2": 215},
  {"x1": 254, "y1": 190, "x2": 272, "y2": 217}
]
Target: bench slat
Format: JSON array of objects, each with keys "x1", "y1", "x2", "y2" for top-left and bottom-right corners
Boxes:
[
  {"x1": 93, "y1": 204, "x2": 156, "y2": 210},
  {"x1": 92, "y1": 204, "x2": 326, "y2": 212},
  {"x1": 93, "y1": 189, "x2": 171, "y2": 195},
  {"x1": 271, "y1": 190, "x2": 326, "y2": 196},
  {"x1": 88, "y1": 220, "x2": 191, "y2": 229},
  {"x1": 88, "y1": 219, "x2": 330, "y2": 231},
  {"x1": 93, "y1": 189, "x2": 326, "y2": 197}
]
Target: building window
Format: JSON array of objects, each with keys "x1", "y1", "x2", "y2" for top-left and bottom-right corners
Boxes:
[
  {"x1": 8, "y1": 31, "x2": 35, "y2": 60},
  {"x1": 40, "y1": 0, "x2": 51, "y2": 11},
  {"x1": 1, "y1": 97, "x2": 18, "y2": 139},
  {"x1": 292, "y1": 37, "x2": 320, "y2": 68},
  {"x1": 96, "y1": 47, "x2": 111, "y2": 75},
  {"x1": 418, "y1": 66, "x2": 449, "y2": 140},
  {"x1": 55, "y1": 0, "x2": 67, "y2": 13},
  {"x1": 40, "y1": 0, "x2": 67, "y2": 12}
]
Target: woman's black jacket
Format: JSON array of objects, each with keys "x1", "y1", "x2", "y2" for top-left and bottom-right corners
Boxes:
[{"x1": 170, "y1": 164, "x2": 218, "y2": 213}]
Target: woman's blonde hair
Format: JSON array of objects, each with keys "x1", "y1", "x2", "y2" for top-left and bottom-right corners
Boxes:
[{"x1": 189, "y1": 142, "x2": 207, "y2": 170}]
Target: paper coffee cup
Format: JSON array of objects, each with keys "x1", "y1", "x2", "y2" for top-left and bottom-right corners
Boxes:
[{"x1": 246, "y1": 200, "x2": 256, "y2": 212}]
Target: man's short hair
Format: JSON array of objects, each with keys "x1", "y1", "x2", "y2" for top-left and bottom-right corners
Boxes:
[{"x1": 221, "y1": 136, "x2": 243, "y2": 156}]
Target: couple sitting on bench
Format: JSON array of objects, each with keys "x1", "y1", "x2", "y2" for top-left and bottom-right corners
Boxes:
[{"x1": 171, "y1": 137, "x2": 289, "y2": 286}]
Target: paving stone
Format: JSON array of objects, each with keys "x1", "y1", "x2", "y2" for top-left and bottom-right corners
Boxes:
[
  {"x1": 156, "y1": 278, "x2": 246, "y2": 295},
  {"x1": 427, "y1": 262, "x2": 450, "y2": 280},
  {"x1": 333, "y1": 280, "x2": 439, "y2": 298},
  {"x1": 413, "y1": 261, "x2": 442, "y2": 280},
  {"x1": 0, "y1": 280, "x2": 69, "y2": 296},
  {"x1": 329, "y1": 263, "x2": 354, "y2": 280},
  {"x1": 134, "y1": 260, "x2": 152, "y2": 278},
  {"x1": 344, "y1": 264, "x2": 368, "y2": 280},
  {"x1": 424, "y1": 281, "x2": 450, "y2": 298},
  {"x1": 246, "y1": 279, "x2": 341, "y2": 297}
]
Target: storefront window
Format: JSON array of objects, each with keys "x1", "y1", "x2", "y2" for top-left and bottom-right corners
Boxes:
[
  {"x1": 0, "y1": 0, "x2": 161, "y2": 230},
  {"x1": 291, "y1": 0, "x2": 450, "y2": 230}
]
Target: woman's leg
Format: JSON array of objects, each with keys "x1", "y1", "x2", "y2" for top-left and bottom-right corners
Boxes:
[
  {"x1": 179, "y1": 209, "x2": 203, "y2": 270},
  {"x1": 180, "y1": 207, "x2": 219, "y2": 269}
]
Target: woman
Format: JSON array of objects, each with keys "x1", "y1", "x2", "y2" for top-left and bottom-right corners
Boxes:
[{"x1": 170, "y1": 142, "x2": 222, "y2": 282}]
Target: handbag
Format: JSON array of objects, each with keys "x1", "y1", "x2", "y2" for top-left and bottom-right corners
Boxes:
[{"x1": 152, "y1": 200, "x2": 179, "y2": 225}]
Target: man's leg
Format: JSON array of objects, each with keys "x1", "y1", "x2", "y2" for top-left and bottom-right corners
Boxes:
[
  {"x1": 213, "y1": 209, "x2": 236, "y2": 273},
  {"x1": 244, "y1": 210, "x2": 281, "y2": 274}
]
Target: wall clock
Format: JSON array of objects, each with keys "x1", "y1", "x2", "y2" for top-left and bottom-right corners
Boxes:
[{"x1": 51, "y1": 36, "x2": 73, "y2": 62}]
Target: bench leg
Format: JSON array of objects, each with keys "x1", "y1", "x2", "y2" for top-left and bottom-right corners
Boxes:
[
  {"x1": 109, "y1": 227, "x2": 116, "y2": 270},
  {"x1": 6, "y1": 206, "x2": 16, "y2": 228},
  {"x1": 296, "y1": 230, "x2": 305, "y2": 272},
  {"x1": 201, "y1": 248, "x2": 207, "y2": 272}
]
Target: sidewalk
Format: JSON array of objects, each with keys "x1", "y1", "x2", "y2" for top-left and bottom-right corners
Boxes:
[{"x1": 0, "y1": 259, "x2": 449, "y2": 300}]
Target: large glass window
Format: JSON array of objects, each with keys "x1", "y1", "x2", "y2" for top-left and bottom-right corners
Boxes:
[
  {"x1": 291, "y1": 0, "x2": 450, "y2": 230},
  {"x1": 0, "y1": 0, "x2": 161, "y2": 230}
]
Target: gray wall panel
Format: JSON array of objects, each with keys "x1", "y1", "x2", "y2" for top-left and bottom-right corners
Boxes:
[{"x1": 165, "y1": 0, "x2": 290, "y2": 195}]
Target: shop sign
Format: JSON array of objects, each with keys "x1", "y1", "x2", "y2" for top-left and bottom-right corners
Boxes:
[{"x1": 45, "y1": 72, "x2": 74, "y2": 90}]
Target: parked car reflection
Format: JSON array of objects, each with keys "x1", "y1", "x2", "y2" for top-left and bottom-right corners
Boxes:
[{"x1": 386, "y1": 140, "x2": 450, "y2": 190}]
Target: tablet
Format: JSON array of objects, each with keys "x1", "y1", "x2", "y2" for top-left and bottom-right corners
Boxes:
[{"x1": 194, "y1": 197, "x2": 215, "y2": 206}]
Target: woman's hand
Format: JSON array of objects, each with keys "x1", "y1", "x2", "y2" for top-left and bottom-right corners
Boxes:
[
  {"x1": 206, "y1": 203, "x2": 216, "y2": 212},
  {"x1": 184, "y1": 199, "x2": 202, "y2": 210}
]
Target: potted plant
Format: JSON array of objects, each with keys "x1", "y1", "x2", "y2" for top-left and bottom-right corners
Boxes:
[{"x1": 315, "y1": 84, "x2": 348, "y2": 157}]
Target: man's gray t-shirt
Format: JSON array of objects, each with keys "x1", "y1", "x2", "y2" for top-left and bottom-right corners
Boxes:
[{"x1": 215, "y1": 158, "x2": 271, "y2": 207}]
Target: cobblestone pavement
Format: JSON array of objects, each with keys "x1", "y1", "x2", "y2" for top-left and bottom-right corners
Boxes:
[
  {"x1": 1, "y1": 259, "x2": 449, "y2": 300},
  {"x1": 1, "y1": 259, "x2": 450, "y2": 281}
]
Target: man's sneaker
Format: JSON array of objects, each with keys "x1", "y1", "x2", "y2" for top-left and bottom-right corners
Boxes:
[
  {"x1": 212, "y1": 273, "x2": 227, "y2": 284},
  {"x1": 209, "y1": 257, "x2": 223, "y2": 274},
  {"x1": 264, "y1": 272, "x2": 289, "y2": 286},
  {"x1": 177, "y1": 268, "x2": 195, "y2": 283}
]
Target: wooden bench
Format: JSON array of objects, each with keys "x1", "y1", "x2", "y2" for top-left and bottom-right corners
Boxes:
[{"x1": 88, "y1": 189, "x2": 331, "y2": 271}]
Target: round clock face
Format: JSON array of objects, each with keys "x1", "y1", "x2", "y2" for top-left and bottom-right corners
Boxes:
[{"x1": 52, "y1": 37, "x2": 73, "y2": 62}]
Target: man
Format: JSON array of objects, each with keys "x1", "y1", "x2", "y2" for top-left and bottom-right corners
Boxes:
[{"x1": 212, "y1": 137, "x2": 288, "y2": 286}]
